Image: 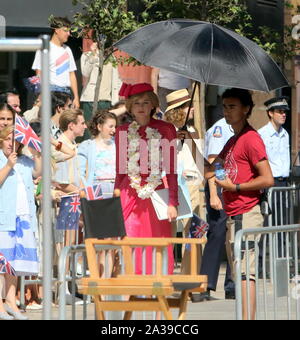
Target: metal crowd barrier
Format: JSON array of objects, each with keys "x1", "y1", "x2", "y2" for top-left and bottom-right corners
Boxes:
[
  {"x1": 58, "y1": 244, "x2": 90, "y2": 320},
  {"x1": 267, "y1": 185, "x2": 300, "y2": 227},
  {"x1": 20, "y1": 220, "x2": 83, "y2": 310},
  {"x1": 57, "y1": 243, "x2": 170, "y2": 320},
  {"x1": 234, "y1": 224, "x2": 300, "y2": 320}
]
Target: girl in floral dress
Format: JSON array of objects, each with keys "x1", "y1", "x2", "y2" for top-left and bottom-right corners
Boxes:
[
  {"x1": 78, "y1": 110, "x2": 117, "y2": 278},
  {"x1": 78, "y1": 110, "x2": 117, "y2": 198},
  {"x1": 115, "y1": 83, "x2": 179, "y2": 274}
]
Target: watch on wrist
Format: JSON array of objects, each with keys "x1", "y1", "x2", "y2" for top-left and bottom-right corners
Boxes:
[{"x1": 236, "y1": 184, "x2": 241, "y2": 192}]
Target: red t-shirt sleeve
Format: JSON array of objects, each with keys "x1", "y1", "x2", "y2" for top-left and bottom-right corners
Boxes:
[{"x1": 245, "y1": 132, "x2": 268, "y2": 166}]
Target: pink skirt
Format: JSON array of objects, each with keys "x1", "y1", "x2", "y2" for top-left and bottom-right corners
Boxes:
[{"x1": 120, "y1": 185, "x2": 174, "y2": 275}]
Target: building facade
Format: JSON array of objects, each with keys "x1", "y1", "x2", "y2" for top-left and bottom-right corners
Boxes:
[{"x1": 0, "y1": 0, "x2": 82, "y2": 109}]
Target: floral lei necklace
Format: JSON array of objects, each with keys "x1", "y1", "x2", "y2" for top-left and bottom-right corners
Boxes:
[{"x1": 127, "y1": 121, "x2": 162, "y2": 199}]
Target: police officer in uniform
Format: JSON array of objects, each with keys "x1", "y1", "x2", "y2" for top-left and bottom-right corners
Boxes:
[
  {"x1": 258, "y1": 97, "x2": 290, "y2": 189},
  {"x1": 258, "y1": 97, "x2": 290, "y2": 259},
  {"x1": 258, "y1": 97, "x2": 290, "y2": 225},
  {"x1": 197, "y1": 117, "x2": 235, "y2": 301}
]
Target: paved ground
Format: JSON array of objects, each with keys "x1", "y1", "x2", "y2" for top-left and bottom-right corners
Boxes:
[
  {"x1": 17, "y1": 262, "x2": 300, "y2": 320},
  {"x1": 24, "y1": 263, "x2": 237, "y2": 321}
]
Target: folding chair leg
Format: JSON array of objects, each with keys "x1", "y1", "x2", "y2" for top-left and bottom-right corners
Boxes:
[
  {"x1": 178, "y1": 291, "x2": 188, "y2": 320},
  {"x1": 123, "y1": 311, "x2": 133, "y2": 320},
  {"x1": 123, "y1": 295, "x2": 134, "y2": 320},
  {"x1": 157, "y1": 296, "x2": 173, "y2": 320},
  {"x1": 94, "y1": 295, "x2": 106, "y2": 320}
]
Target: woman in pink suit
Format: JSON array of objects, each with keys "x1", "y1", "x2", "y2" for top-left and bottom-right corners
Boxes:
[{"x1": 115, "y1": 83, "x2": 178, "y2": 274}]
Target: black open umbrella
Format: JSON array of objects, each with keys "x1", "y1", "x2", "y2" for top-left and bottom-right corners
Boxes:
[{"x1": 114, "y1": 19, "x2": 289, "y2": 92}]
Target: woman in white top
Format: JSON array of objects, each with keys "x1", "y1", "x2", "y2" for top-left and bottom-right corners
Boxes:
[{"x1": 0, "y1": 126, "x2": 42, "y2": 320}]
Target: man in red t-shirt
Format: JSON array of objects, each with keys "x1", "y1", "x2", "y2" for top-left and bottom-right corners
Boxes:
[{"x1": 205, "y1": 88, "x2": 274, "y2": 320}]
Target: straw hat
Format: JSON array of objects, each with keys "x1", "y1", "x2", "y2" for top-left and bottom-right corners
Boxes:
[{"x1": 165, "y1": 89, "x2": 191, "y2": 113}]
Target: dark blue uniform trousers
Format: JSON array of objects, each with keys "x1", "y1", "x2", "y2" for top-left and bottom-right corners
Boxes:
[{"x1": 200, "y1": 183, "x2": 235, "y2": 292}]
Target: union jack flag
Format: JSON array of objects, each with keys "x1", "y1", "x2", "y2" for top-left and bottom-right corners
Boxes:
[
  {"x1": 83, "y1": 184, "x2": 103, "y2": 201},
  {"x1": 56, "y1": 195, "x2": 81, "y2": 230},
  {"x1": 0, "y1": 252, "x2": 16, "y2": 276},
  {"x1": 190, "y1": 214, "x2": 209, "y2": 238},
  {"x1": 14, "y1": 114, "x2": 42, "y2": 152},
  {"x1": 69, "y1": 195, "x2": 81, "y2": 213},
  {"x1": 190, "y1": 214, "x2": 209, "y2": 239}
]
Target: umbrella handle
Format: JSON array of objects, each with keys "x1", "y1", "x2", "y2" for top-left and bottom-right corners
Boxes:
[
  {"x1": 182, "y1": 81, "x2": 199, "y2": 129},
  {"x1": 181, "y1": 81, "x2": 199, "y2": 146}
]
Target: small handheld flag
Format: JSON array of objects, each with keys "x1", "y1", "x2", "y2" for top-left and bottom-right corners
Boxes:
[
  {"x1": 14, "y1": 114, "x2": 42, "y2": 152},
  {"x1": 56, "y1": 195, "x2": 81, "y2": 230},
  {"x1": 83, "y1": 184, "x2": 103, "y2": 201}
]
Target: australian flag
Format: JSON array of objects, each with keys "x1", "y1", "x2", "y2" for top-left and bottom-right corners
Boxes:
[
  {"x1": 15, "y1": 114, "x2": 42, "y2": 152},
  {"x1": 56, "y1": 195, "x2": 81, "y2": 230},
  {"x1": 83, "y1": 184, "x2": 103, "y2": 201}
]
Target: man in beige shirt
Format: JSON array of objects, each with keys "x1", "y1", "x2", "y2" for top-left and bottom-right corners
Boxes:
[{"x1": 80, "y1": 42, "x2": 122, "y2": 140}]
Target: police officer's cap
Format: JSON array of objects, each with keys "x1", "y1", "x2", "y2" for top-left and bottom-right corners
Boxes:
[{"x1": 264, "y1": 96, "x2": 290, "y2": 112}]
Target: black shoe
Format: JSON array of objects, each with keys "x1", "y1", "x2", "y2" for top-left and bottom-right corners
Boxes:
[
  {"x1": 190, "y1": 291, "x2": 211, "y2": 303},
  {"x1": 225, "y1": 291, "x2": 235, "y2": 300},
  {"x1": 68, "y1": 280, "x2": 84, "y2": 300}
]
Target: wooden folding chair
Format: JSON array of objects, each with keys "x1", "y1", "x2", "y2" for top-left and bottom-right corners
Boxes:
[{"x1": 78, "y1": 237, "x2": 207, "y2": 320}]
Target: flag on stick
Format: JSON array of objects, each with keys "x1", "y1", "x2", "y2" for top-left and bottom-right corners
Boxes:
[
  {"x1": 14, "y1": 114, "x2": 42, "y2": 152},
  {"x1": 56, "y1": 195, "x2": 81, "y2": 230},
  {"x1": 83, "y1": 184, "x2": 103, "y2": 201}
]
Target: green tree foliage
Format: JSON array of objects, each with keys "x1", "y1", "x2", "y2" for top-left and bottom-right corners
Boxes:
[
  {"x1": 139, "y1": 0, "x2": 253, "y2": 33},
  {"x1": 254, "y1": 0, "x2": 300, "y2": 64},
  {"x1": 71, "y1": 0, "x2": 144, "y2": 113},
  {"x1": 72, "y1": 0, "x2": 141, "y2": 57}
]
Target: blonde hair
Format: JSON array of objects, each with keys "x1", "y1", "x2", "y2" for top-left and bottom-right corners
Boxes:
[
  {"x1": 164, "y1": 102, "x2": 190, "y2": 128},
  {"x1": 0, "y1": 126, "x2": 23, "y2": 156},
  {"x1": 125, "y1": 91, "x2": 159, "y2": 117}
]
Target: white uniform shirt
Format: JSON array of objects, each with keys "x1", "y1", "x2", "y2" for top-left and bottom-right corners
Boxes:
[
  {"x1": 205, "y1": 118, "x2": 234, "y2": 159},
  {"x1": 258, "y1": 121, "x2": 290, "y2": 178}
]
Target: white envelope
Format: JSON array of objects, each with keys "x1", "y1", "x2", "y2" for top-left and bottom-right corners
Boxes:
[{"x1": 151, "y1": 187, "x2": 193, "y2": 221}]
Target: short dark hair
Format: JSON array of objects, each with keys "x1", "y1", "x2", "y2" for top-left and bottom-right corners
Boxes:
[
  {"x1": 49, "y1": 16, "x2": 71, "y2": 29},
  {"x1": 0, "y1": 102, "x2": 15, "y2": 117},
  {"x1": 51, "y1": 91, "x2": 72, "y2": 116},
  {"x1": 49, "y1": 16, "x2": 71, "y2": 37},
  {"x1": 222, "y1": 88, "x2": 254, "y2": 118},
  {"x1": 0, "y1": 88, "x2": 20, "y2": 104}
]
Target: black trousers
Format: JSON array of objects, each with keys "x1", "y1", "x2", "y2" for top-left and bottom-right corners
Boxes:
[{"x1": 200, "y1": 183, "x2": 234, "y2": 292}]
